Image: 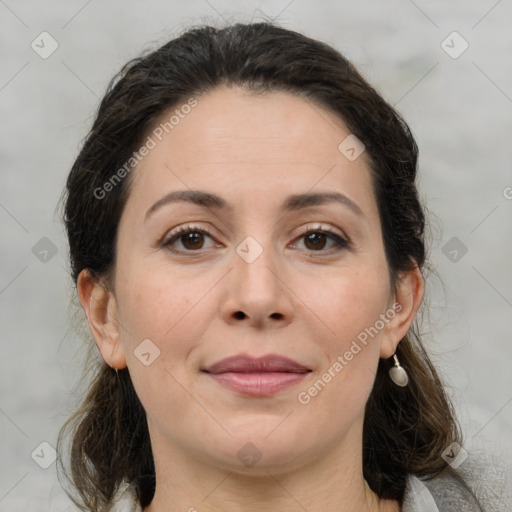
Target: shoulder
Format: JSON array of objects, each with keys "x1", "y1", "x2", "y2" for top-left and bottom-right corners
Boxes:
[
  {"x1": 107, "y1": 481, "x2": 142, "y2": 512},
  {"x1": 402, "y1": 447, "x2": 512, "y2": 511}
]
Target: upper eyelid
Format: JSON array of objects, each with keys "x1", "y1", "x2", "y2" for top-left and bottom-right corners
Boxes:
[
  {"x1": 163, "y1": 222, "x2": 347, "y2": 238},
  {"x1": 297, "y1": 223, "x2": 347, "y2": 238}
]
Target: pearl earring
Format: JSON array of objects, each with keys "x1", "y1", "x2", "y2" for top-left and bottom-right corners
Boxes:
[{"x1": 389, "y1": 353, "x2": 409, "y2": 387}]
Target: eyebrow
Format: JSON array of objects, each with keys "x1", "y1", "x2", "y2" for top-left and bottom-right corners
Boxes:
[{"x1": 144, "y1": 189, "x2": 364, "y2": 222}]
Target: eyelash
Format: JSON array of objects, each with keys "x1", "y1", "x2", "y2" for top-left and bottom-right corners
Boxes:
[{"x1": 162, "y1": 223, "x2": 350, "y2": 255}]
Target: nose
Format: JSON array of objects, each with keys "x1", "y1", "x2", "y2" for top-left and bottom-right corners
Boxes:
[{"x1": 220, "y1": 236, "x2": 295, "y2": 329}]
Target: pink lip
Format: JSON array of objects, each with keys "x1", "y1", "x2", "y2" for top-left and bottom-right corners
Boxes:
[{"x1": 202, "y1": 354, "x2": 311, "y2": 397}]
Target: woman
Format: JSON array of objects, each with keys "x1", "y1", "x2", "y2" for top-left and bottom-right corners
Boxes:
[{"x1": 57, "y1": 21, "x2": 510, "y2": 511}]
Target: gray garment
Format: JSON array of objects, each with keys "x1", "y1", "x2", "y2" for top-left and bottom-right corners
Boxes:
[
  {"x1": 108, "y1": 455, "x2": 512, "y2": 511},
  {"x1": 403, "y1": 449, "x2": 512, "y2": 512}
]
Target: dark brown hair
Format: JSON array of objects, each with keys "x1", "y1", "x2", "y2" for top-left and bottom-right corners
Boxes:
[{"x1": 57, "y1": 21, "x2": 463, "y2": 511}]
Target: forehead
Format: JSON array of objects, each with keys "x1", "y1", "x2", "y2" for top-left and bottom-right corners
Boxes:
[
  {"x1": 146, "y1": 86, "x2": 355, "y2": 164},
  {"x1": 123, "y1": 85, "x2": 376, "y2": 219}
]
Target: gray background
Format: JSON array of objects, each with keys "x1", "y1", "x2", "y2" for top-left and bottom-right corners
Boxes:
[{"x1": 1, "y1": 0, "x2": 511, "y2": 510}]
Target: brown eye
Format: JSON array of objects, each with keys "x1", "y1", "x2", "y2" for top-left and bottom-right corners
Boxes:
[
  {"x1": 304, "y1": 232, "x2": 328, "y2": 251},
  {"x1": 163, "y1": 226, "x2": 216, "y2": 253},
  {"x1": 180, "y1": 231, "x2": 205, "y2": 250},
  {"x1": 293, "y1": 229, "x2": 350, "y2": 253}
]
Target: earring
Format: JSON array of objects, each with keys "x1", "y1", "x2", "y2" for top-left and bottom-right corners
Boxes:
[{"x1": 389, "y1": 353, "x2": 409, "y2": 387}]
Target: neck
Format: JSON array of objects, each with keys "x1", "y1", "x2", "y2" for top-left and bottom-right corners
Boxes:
[{"x1": 143, "y1": 417, "x2": 400, "y2": 512}]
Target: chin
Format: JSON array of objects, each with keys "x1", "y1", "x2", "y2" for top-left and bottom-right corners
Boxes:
[{"x1": 199, "y1": 433, "x2": 313, "y2": 475}]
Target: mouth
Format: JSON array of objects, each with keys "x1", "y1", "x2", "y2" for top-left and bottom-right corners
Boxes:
[{"x1": 201, "y1": 354, "x2": 312, "y2": 397}]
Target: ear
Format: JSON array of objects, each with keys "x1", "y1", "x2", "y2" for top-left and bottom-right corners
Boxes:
[
  {"x1": 380, "y1": 265, "x2": 425, "y2": 359},
  {"x1": 76, "y1": 269, "x2": 127, "y2": 370}
]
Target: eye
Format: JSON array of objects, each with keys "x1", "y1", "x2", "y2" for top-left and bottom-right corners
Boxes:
[
  {"x1": 162, "y1": 223, "x2": 350, "y2": 255},
  {"x1": 291, "y1": 225, "x2": 350, "y2": 254},
  {"x1": 162, "y1": 225, "x2": 217, "y2": 253}
]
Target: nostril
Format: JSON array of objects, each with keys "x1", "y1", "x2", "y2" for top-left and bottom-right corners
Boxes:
[{"x1": 234, "y1": 311, "x2": 246, "y2": 319}]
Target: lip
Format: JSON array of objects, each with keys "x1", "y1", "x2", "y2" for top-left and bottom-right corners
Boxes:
[
  {"x1": 203, "y1": 354, "x2": 311, "y2": 374},
  {"x1": 202, "y1": 354, "x2": 312, "y2": 397}
]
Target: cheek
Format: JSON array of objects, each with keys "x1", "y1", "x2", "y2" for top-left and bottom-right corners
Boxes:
[
  {"x1": 309, "y1": 265, "x2": 389, "y2": 400},
  {"x1": 118, "y1": 262, "x2": 205, "y2": 341},
  {"x1": 318, "y1": 265, "x2": 390, "y2": 340},
  {"x1": 117, "y1": 269, "x2": 206, "y2": 421}
]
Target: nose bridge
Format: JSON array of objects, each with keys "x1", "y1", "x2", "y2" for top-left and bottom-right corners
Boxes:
[
  {"x1": 232, "y1": 203, "x2": 277, "y2": 273},
  {"x1": 221, "y1": 226, "x2": 294, "y2": 325},
  {"x1": 234, "y1": 231, "x2": 279, "y2": 295}
]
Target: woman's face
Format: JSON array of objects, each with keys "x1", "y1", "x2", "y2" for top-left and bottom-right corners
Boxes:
[{"x1": 85, "y1": 85, "x2": 421, "y2": 474}]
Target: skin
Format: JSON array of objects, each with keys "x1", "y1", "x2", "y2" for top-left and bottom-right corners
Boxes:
[{"x1": 78, "y1": 85, "x2": 424, "y2": 512}]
